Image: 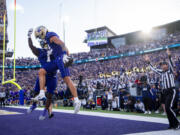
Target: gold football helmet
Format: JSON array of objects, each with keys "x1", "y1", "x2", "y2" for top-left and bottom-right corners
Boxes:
[{"x1": 34, "y1": 26, "x2": 48, "y2": 39}]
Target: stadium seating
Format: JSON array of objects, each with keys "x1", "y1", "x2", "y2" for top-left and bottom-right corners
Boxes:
[{"x1": 0, "y1": 31, "x2": 180, "y2": 114}]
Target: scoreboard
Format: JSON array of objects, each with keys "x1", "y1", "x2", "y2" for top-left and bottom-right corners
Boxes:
[{"x1": 87, "y1": 29, "x2": 108, "y2": 47}]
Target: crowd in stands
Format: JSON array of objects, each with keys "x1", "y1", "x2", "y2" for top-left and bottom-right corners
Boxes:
[
  {"x1": 0, "y1": 57, "x2": 40, "y2": 66},
  {"x1": 0, "y1": 31, "x2": 180, "y2": 116},
  {"x1": 71, "y1": 31, "x2": 180, "y2": 60},
  {"x1": 1, "y1": 31, "x2": 180, "y2": 66}
]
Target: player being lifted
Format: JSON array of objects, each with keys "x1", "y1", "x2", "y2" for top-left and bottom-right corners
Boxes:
[
  {"x1": 27, "y1": 28, "x2": 57, "y2": 120},
  {"x1": 33, "y1": 26, "x2": 81, "y2": 114}
]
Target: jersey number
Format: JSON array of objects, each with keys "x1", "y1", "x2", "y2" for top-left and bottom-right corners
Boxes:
[{"x1": 47, "y1": 49, "x2": 53, "y2": 62}]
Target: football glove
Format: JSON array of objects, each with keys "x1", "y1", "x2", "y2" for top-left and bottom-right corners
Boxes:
[
  {"x1": 28, "y1": 28, "x2": 33, "y2": 38},
  {"x1": 63, "y1": 54, "x2": 74, "y2": 67}
]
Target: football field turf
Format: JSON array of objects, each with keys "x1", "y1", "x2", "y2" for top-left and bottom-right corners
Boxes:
[{"x1": 0, "y1": 106, "x2": 180, "y2": 135}]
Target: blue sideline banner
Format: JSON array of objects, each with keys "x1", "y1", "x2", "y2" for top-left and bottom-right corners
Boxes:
[{"x1": 1, "y1": 43, "x2": 180, "y2": 68}]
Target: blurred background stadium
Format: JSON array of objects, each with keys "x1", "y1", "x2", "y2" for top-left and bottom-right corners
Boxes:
[{"x1": 0, "y1": 0, "x2": 180, "y2": 118}]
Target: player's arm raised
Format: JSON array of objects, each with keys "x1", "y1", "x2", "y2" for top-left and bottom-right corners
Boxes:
[
  {"x1": 143, "y1": 54, "x2": 162, "y2": 75},
  {"x1": 28, "y1": 28, "x2": 39, "y2": 57},
  {"x1": 50, "y1": 36, "x2": 70, "y2": 55}
]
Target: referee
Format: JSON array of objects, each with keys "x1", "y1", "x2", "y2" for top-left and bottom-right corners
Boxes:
[{"x1": 144, "y1": 49, "x2": 179, "y2": 129}]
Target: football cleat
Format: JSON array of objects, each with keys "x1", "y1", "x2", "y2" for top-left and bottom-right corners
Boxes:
[
  {"x1": 27, "y1": 104, "x2": 37, "y2": 114},
  {"x1": 49, "y1": 113, "x2": 54, "y2": 119},
  {"x1": 174, "y1": 125, "x2": 180, "y2": 130},
  {"x1": 32, "y1": 90, "x2": 46, "y2": 101},
  {"x1": 39, "y1": 109, "x2": 47, "y2": 120},
  {"x1": 74, "y1": 100, "x2": 81, "y2": 114},
  {"x1": 39, "y1": 115, "x2": 46, "y2": 120}
]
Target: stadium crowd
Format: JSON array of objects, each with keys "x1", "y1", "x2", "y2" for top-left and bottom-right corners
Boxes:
[
  {"x1": 1, "y1": 31, "x2": 180, "y2": 66},
  {"x1": 71, "y1": 31, "x2": 180, "y2": 60},
  {"x1": 0, "y1": 31, "x2": 180, "y2": 116}
]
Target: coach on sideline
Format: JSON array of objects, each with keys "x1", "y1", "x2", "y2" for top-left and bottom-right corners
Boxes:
[{"x1": 144, "y1": 48, "x2": 179, "y2": 130}]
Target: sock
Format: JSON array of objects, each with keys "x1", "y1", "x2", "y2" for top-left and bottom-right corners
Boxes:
[
  {"x1": 74, "y1": 97, "x2": 79, "y2": 102},
  {"x1": 40, "y1": 90, "x2": 45, "y2": 94}
]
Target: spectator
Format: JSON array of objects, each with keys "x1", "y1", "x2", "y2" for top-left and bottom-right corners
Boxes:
[
  {"x1": 112, "y1": 96, "x2": 119, "y2": 111},
  {"x1": 134, "y1": 99, "x2": 145, "y2": 113},
  {"x1": 141, "y1": 82, "x2": 152, "y2": 114},
  {"x1": 107, "y1": 88, "x2": 113, "y2": 111},
  {"x1": 150, "y1": 85, "x2": 160, "y2": 113},
  {"x1": 124, "y1": 94, "x2": 136, "y2": 112},
  {"x1": 101, "y1": 96, "x2": 108, "y2": 110}
]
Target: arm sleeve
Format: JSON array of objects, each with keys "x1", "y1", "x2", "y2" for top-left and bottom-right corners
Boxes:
[
  {"x1": 168, "y1": 55, "x2": 174, "y2": 72},
  {"x1": 149, "y1": 62, "x2": 162, "y2": 75},
  {"x1": 28, "y1": 38, "x2": 39, "y2": 57}
]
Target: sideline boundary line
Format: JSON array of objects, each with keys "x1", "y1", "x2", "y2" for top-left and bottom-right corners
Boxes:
[{"x1": 7, "y1": 106, "x2": 168, "y2": 124}]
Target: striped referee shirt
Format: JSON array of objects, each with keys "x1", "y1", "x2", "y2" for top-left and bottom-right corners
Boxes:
[{"x1": 148, "y1": 56, "x2": 175, "y2": 90}]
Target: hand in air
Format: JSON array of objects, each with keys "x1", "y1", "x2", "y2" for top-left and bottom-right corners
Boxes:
[
  {"x1": 166, "y1": 48, "x2": 171, "y2": 56},
  {"x1": 28, "y1": 28, "x2": 33, "y2": 38},
  {"x1": 63, "y1": 54, "x2": 73, "y2": 67},
  {"x1": 144, "y1": 55, "x2": 150, "y2": 62}
]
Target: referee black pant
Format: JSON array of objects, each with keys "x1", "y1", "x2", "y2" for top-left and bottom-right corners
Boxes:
[{"x1": 164, "y1": 88, "x2": 179, "y2": 128}]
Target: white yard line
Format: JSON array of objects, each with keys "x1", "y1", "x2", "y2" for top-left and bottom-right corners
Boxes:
[
  {"x1": 126, "y1": 129, "x2": 180, "y2": 135},
  {"x1": 8, "y1": 106, "x2": 169, "y2": 124},
  {"x1": 0, "y1": 109, "x2": 23, "y2": 115}
]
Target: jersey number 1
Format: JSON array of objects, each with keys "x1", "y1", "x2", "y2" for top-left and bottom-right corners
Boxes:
[{"x1": 47, "y1": 49, "x2": 52, "y2": 62}]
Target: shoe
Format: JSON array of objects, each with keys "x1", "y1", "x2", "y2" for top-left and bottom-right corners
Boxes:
[
  {"x1": 155, "y1": 110, "x2": 159, "y2": 114},
  {"x1": 173, "y1": 125, "x2": 180, "y2": 130},
  {"x1": 168, "y1": 126, "x2": 173, "y2": 130},
  {"x1": 27, "y1": 104, "x2": 37, "y2": 114},
  {"x1": 33, "y1": 90, "x2": 46, "y2": 101},
  {"x1": 49, "y1": 113, "x2": 54, "y2": 119},
  {"x1": 39, "y1": 109, "x2": 47, "y2": 120},
  {"x1": 148, "y1": 111, "x2": 151, "y2": 114},
  {"x1": 162, "y1": 112, "x2": 166, "y2": 116},
  {"x1": 144, "y1": 111, "x2": 148, "y2": 114},
  {"x1": 39, "y1": 115, "x2": 46, "y2": 120},
  {"x1": 74, "y1": 100, "x2": 81, "y2": 114}
]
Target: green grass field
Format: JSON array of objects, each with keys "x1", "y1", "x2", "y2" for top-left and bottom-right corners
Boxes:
[{"x1": 52, "y1": 106, "x2": 180, "y2": 119}]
